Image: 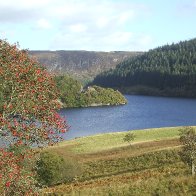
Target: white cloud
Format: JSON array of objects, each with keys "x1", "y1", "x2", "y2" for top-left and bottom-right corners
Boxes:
[
  {"x1": 50, "y1": 31, "x2": 152, "y2": 51},
  {"x1": 46, "y1": 1, "x2": 152, "y2": 51},
  {"x1": 37, "y1": 18, "x2": 52, "y2": 29},
  {"x1": 0, "y1": 0, "x2": 152, "y2": 51},
  {"x1": 0, "y1": 0, "x2": 53, "y2": 9},
  {"x1": 69, "y1": 24, "x2": 87, "y2": 33},
  {"x1": 96, "y1": 17, "x2": 110, "y2": 29},
  {"x1": 106, "y1": 32, "x2": 133, "y2": 45},
  {"x1": 117, "y1": 12, "x2": 135, "y2": 25}
]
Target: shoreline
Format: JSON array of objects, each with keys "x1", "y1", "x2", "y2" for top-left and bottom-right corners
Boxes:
[{"x1": 116, "y1": 85, "x2": 196, "y2": 99}]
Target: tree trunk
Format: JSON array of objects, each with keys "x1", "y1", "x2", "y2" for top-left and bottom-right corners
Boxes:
[{"x1": 192, "y1": 161, "x2": 195, "y2": 176}]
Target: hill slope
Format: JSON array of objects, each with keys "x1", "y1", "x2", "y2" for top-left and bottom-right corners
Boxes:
[
  {"x1": 42, "y1": 127, "x2": 196, "y2": 195},
  {"x1": 29, "y1": 50, "x2": 142, "y2": 82},
  {"x1": 92, "y1": 38, "x2": 196, "y2": 97}
]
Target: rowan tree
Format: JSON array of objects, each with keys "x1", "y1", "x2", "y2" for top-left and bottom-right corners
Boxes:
[{"x1": 0, "y1": 40, "x2": 68, "y2": 195}]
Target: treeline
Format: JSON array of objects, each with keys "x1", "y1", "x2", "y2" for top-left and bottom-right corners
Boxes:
[
  {"x1": 92, "y1": 38, "x2": 196, "y2": 97},
  {"x1": 55, "y1": 75, "x2": 127, "y2": 108}
]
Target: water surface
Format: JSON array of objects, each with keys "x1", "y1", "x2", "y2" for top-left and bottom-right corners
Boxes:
[{"x1": 59, "y1": 95, "x2": 196, "y2": 140}]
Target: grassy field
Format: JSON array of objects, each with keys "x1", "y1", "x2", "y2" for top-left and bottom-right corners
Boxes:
[
  {"x1": 42, "y1": 126, "x2": 196, "y2": 195},
  {"x1": 55, "y1": 126, "x2": 181, "y2": 153}
]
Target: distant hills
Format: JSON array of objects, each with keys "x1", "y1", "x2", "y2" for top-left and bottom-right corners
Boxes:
[
  {"x1": 29, "y1": 50, "x2": 142, "y2": 83},
  {"x1": 92, "y1": 38, "x2": 196, "y2": 97}
]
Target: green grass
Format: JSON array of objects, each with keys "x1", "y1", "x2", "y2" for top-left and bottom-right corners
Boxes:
[
  {"x1": 42, "y1": 126, "x2": 196, "y2": 195},
  {"x1": 57, "y1": 126, "x2": 183, "y2": 154}
]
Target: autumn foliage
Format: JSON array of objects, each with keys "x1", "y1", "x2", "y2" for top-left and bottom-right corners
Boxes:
[{"x1": 0, "y1": 40, "x2": 68, "y2": 195}]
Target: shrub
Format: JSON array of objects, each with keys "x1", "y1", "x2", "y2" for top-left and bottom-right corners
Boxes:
[
  {"x1": 123, "y1": 132, "x2": 136, "y2": 144},
  {"x1": 36, "y1": 151, "x2": 82, "y2": 186}
]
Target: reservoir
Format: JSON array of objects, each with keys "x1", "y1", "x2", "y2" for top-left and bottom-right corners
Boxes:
[{"x1": 59, "y1": 95, "x2": 196, "y2": 140}]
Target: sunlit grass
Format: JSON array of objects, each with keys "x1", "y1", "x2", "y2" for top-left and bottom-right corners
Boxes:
[{"x1": 56, "y1": 126, "x2": 190, "y2": 154}]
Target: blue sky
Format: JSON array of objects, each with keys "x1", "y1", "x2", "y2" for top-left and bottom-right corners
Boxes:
[{"x1": 0, "y1": 0, "x2": 196, "y2": 51}]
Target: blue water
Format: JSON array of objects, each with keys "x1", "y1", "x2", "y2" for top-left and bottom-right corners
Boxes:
[{"x1": 59, "y1": 95, "x2": 196, "y2": 140}]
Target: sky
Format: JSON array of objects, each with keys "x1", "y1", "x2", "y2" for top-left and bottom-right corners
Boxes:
[{"x1": 0, "y1": 0, "x2": 196, "y2": 51}]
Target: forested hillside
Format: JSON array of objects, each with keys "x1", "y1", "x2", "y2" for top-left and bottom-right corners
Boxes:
[
  {"x1": 92, "y1": 38, "x2": 196, "y2": 97},
  {"x1": 55, "y1": 75, "x2": 127, "y2": 108},
  {"x1": 29, "y1": 50, "x2": 142, "y2": 83}
]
